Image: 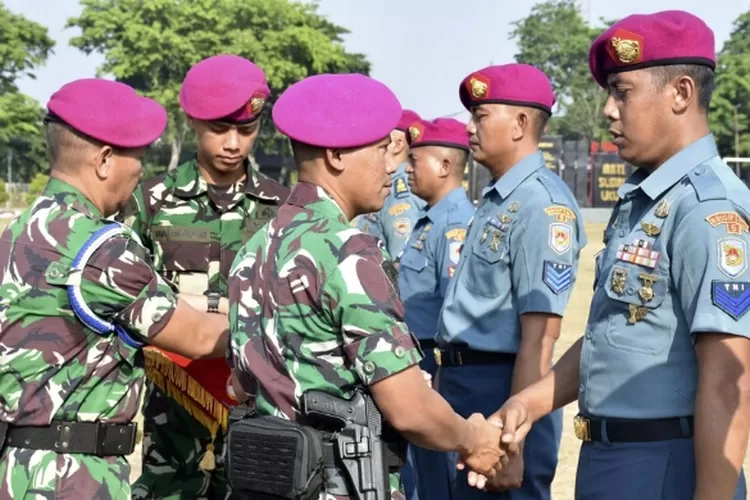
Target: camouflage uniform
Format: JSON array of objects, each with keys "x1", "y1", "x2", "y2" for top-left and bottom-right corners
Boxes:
[
  {"x1": 0, "y1": 178, "x2": 178, "y2": 499},
  {"x1": 227, "y1": 181, "x2": 424, "y2": 500},
  {"x1": 120, "y1": 159, "x2": 289, "y2": 499}
]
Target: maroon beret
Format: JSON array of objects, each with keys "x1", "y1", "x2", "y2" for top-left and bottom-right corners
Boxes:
[
  {"x1": 272, "y1": 73, "x2": 402, "y2": 149},
  {"x1": 407, "y1": 118, "x2": 470, "y2": 152},
  {"x1": 395, "y1": 110, "x2": 421, "y2": 132},
  {"x1": 47, "y1": 78, "x2": 167, "y2": 149},
  {"x1": 180, "y1": 54, "x2": 271, "y2": 123},
  {"x1": 459, "y1": 64, "x2": 555, "y2": 114},
  {"x1": 589, "y1": 10, "x2": 716, "y2": 88}
]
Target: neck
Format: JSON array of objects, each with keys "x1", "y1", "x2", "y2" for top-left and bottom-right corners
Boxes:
[
  {"x1": 298, "y1": 167, "x2": 355, "y2": 220},
  {"x1": 196, "y1": 158, "x2": 247, "y2": 186},
  {"x1": 49, "y1": 169, "x2": 108, "y2": 216},
  {"x1": 649, "y1": 121, "x2": 711, "y2": 171},
  {"x1": 487, "y1": 142, "x2": 538, "y2": 180},
  {"x1": 426, "y1": 180, "x2": 461, "y2": 208}
]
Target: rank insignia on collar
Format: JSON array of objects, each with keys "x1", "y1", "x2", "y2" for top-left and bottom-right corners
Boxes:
[
  {"x1": 543, "y1": 261, "x2": 572, "y2": 295},
  {"x1": 654, "y1": 199, "x2": 670, "y2": 218},
  {"x1": 395, "y1": 178, "x2": 408, "y2": 194},
  {"x1": 706, "y1": 212, "x2": 750, "y2": 235},
  {"x1": 712, "y1": 281, "x2": 750, "y2": 319}
]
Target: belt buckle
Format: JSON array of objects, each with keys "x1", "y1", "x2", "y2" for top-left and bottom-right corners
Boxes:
[
  {"x1": 98, "y1": 422, "x2": 137, "y2": 456},
  {"x1": 573, "y1": 415, "x2": 591, "y2": 442},
  {"x1": 433, "y1": 347, "x2": 442, "y2": 367}
]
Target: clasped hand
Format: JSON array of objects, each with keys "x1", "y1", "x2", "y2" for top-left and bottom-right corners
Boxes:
[{"x1": 456, "y1": 413, "x2": 518, "y2": 481}]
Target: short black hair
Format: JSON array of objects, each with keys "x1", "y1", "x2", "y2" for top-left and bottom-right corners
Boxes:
[
  {"x1": 648, "y1": 64, "x2": 715, "y2": 111},
  {"x1": 530, "y1": 108, "x2": 551, "y2": 140}
]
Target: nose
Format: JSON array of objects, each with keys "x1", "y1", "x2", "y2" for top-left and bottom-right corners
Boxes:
[
  {"x1": 466, "y1": 118, "x2": 477, "y2": 136},
  {"x1": 224, "y1": 129, "x2": 240, "y2": 151},
  {"x1": 603, "y1": 95, "x2": 618, "y2": 122},
  {"x1": 385, "y1": 154, "x2": 397, "y2": 175}
]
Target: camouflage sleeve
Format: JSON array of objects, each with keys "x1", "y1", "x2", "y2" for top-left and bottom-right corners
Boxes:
[
  {"x1": 115, "y1": 185, "x2": 152, "y2": 250},
  {"x1": 324, "y1": 240, "x2": 423, "y2": 385},
  {"x1": 78, "y1": 235, "x2": 178, "y2": 341}
]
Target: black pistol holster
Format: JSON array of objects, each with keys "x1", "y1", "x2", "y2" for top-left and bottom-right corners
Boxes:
[{"x1": 226, "y1": 392, "x2": 404, "y2": 500}]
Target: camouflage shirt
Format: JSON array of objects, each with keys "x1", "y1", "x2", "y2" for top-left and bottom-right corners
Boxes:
[
  {"x1": 121, "y1": 159, "x2": 289, "y2": 295},
  {"x1": 228, "y1": 182, "x2": 422, "y2": 498},
  {"x1": 0, "y1": 177, "x2": 178, "y2": 498}
]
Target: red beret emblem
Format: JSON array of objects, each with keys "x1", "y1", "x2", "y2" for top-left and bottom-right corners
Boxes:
[
  {"x1": 606, "y1": 29, "x2": 644, "y2": 65},
  {"x1": 408, "y1": 121, "x2": 424, "y2": 142},
  {"x1": 466, "y1": 73, "x2": 490, "y2": 99},
  {"x1": 248, "y1": 92, "x2": 266, "y2": 115}
]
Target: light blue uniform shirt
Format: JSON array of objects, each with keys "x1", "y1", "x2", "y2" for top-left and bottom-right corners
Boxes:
[
  {"x1": 437, "y1": 151, "x2": 586, "y2": 352},
  {"x1": 579, "y1": 135, "x2": 750, "y2": 419},
  {"x1": 398, "y1": 187, "x2": 475, "y2": 340},
  {"x1": 353, "y1": 163, "x2": 425, "y2": 260}
]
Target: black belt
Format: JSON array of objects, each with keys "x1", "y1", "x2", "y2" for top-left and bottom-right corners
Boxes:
[
  {"x1": 0, "y1": 420, "x2": 138, "y2": 456},
  {"x1": 434, "y1": 345, "x2": 516, "y2": 367},
  {"x1": 573, "y1": 414, "x2": 694, "y2": 443},
  {"x1": 418, "y1": 339, "x2": 438, "y2": 351}
]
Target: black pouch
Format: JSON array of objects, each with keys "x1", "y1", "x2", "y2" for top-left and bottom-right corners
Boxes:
[
  {"x1": 227, "y1": 415, "x2": 324, "y2": 500},
  {"x1": 0, "y1": 422, "x2": 7, "y2": 455}
]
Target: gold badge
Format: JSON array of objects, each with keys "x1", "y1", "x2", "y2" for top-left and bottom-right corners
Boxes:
[
  {"x1": 611, "y1": 37, "x2": 640, "y2": 63},
  {"x1": 611, "y1": 268, "x2": 627, "y2": 295},
  {"x1": 654, "y1": 199, "x2": 670, "y2": 218},
  {"x1": 500, "y1": 214, "x2": 511, "y2": 224},
  {"x1": 573, "y1": 415, "x2": 591, "y2": 442},
  {"x1": 508, "y1": 201, "x2": 520, "y2": 213},
  {"x1": 445, "y1": 228, "x2": 466, "y2": 241},
  {"x1": 628, "y1": 304, "x2": 648, "y2": 324},
  {"x1": 249, "y1": 94, "x2": 266, "y2": 114},
  {"x1": 641, "y1": 221, "x2": 661, "y2": 237},
  {"x1": 469, "y1": 77, "x2": 488, "y2": 99},
  {"x1": 481, "y1": 226, "x2": 490, "y2": 243},
  {"x1": 409, "y1": 126, "x2": 421, "y2": 141},
  {"x1": 388, "y1": 203, "x2": 411, "y2": 216},
  {"x1": 544, "y1": 206, "x2": 577, "y2": 223},
  {"x1": 638, "y1": 273, "x2": 658, "y2": 303},
  {"x1": 489, "y1": 231, "x2": 503, "y2": 252},
  {"x1": 706, "y1": 212, "x2": 750, "y2": 235},
  {"x1": 396, "y1": 178, "x2": 408, "y2": 194}
]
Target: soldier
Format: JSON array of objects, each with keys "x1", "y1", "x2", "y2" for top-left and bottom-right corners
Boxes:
[
  {"x1": 0, "y1": 78, "x2": 229, "y2": 499},
  {"x1": 398, "y1": 117, "x2": 475, "y2": 500},
  {"x1": 436, "y1": 64, "x2": 586, "y2": 500},
  {"x1": 355, "y1": 109, "x2": 426, "y2": 263},
  {"x1": 486, "y1": 11, "x2": 750, "y2": 500},
  {"x1": 226, "y1": 73, "x2": 508, "y2": 500},
  {"x1": 118, "y1": 54, "x2": 289, "y2": 499}
]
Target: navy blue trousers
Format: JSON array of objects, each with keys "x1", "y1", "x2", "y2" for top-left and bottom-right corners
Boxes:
[
  {"x1": 437, "y1": 362, "x2": 562, "y2": 500},
  {"x1": 575, "y1": 437, "x2": 746, "y2": 500}
]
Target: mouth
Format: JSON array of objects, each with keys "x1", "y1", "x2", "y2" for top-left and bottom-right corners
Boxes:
[
  {"x1": 609, "y1": 129, "x2": 624, "y2": 144},
  {"x1": 217, "y1": 156, "x2": 243, "y2": 164}
]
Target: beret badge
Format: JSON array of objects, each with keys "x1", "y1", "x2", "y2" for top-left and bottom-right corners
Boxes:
[
  {"x1": 408, "y1": 126, "x2": 421, "y2": 141},
  {"x1": 611, "y1": 37, "x2": 640, "y2": 64},
  {"x1": 469, "y1": 77, "x2": 488, "y2": 99},
  {"x1": 249, "y1": 94, "x2": 266, "y2": 114}
]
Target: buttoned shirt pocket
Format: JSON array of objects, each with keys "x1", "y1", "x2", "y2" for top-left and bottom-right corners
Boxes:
[
  {"x1": 603, "y1": 264, "x2": 673, "y2": 355},
  {"x1": 400, "y1": 252, "x2": 428, "y2": 274},
  {"x1": 463, "y1": 229, "x2": 510, "y2": 298}
]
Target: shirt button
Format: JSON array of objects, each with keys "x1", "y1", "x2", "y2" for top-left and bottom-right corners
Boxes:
[
  {"x1": 394, "y1": 346, "x2": 406, "y2": 358},
  {"x1": 618, "y1": 229, "x2": 626, "y2": 237},
  {"x1": 695, "y1": 167, "x2": 705, "y2": 175},
  {"x1": 627, "y1": 286, "x2": 635, "y2": 295},
  {"x1": 363, "y1": 361, "x2": 376, "y2": 374},
  {"x1": 585, "y1": 330, "x2": 592, "y2": 340},
  {"x1": 579, "y1": 384, "x2": 586, "y2": 393},
  {"x1": 151, "y1": 312, "x2": 163, "y2": 323}
]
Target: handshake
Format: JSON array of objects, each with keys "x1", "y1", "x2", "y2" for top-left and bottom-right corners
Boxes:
[{"x1": 455, "y1": 398, "x2": 533, "y2": 491}]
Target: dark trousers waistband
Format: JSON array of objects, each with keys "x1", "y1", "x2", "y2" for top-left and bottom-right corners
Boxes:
[
  {"x1": 0, "y1": 420, "x2": 138, "y2": 456},
  {"x1": 574, "y1": 414, "x2": 694, "y2": 443},
  {"x1": 434, "y1": 344, "x2": 516, "y2": 367}
]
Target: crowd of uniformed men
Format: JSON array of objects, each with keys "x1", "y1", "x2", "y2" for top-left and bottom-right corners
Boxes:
[{"x1": 0, "y1": 8, "x2": 749, "y2": 500}]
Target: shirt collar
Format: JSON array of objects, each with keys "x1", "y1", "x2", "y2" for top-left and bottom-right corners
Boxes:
[
  {"x1": 484, "y1": 151, "x2": 544, "y2": 200},
  {"x1": 286, "y1": 182, "x2": 349, "y2": 225},
  {"x1": 618, "y1": 134, "x2": 720, "y2": 200},
  {"x1": 425, "y1": 187, "x2": 466, "y2": 223},
  {"x1": 42, "y1": 177, "x2": 103, "y2": 218},
  {"x1": 173, "y1": 158, "x2": 286, "y2": 201}
]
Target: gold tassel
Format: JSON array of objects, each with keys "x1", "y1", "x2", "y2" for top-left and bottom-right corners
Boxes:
[{"x1": 199, "y1": 442, "x2": 216, "y2": 471}]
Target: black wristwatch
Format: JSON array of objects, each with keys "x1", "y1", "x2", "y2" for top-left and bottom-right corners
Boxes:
[{"x1": 206, "y1": 292, "x2": 221, "y2": 314}]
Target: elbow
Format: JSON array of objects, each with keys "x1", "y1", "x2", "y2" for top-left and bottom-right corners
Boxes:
[
  {"x1": 704, "y1": 374, "x2": 750, "y2": 414},
  {"x1": 386, "y1": 407, "x2": 423, "y2": 434}
]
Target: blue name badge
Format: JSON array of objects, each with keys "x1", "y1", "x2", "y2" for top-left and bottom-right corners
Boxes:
[
  {"x1": 543, "y1": 261, "x2": 572, "y2": 295},
  {"x1": 712, "y1": 281, "x2": 750, "y2": 319}
]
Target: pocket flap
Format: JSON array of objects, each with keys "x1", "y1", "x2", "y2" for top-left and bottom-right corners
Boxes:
[{"x1": 400, "y1": 252, "x2": 427, "y2": 272}]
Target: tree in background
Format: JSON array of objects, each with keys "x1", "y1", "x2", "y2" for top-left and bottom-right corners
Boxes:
[
  {"x1": 710, "y1": 11, "x2": 750, "y2": 161},
  {"x1": 0, "y1": 2, "x2": 54, "y2": 183},
  {"x1": 509, "y1": 0, "x2": 609, "y2": 143},
  {"x1": 67, "y1": 0, "x2": 370, "y2": 174}
]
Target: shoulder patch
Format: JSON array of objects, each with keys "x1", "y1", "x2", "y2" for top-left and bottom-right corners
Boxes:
[
  {"x1": 388, "y1": 203, "x2": 411, "y2": 216},
  {"x1": 712, "y1": 281, "x2": 750, "y2": 319},
  {"x1": 706, "y1": 212, "x2": 749, "y2": 235},
  {"x1": 395, "y1": 178, "x2": 409, "y2": 198},
  {"x1": 718, "y1": 237, "x2": 747, "y2": 278},
  {"x1": 449, "y1": 242, "x2": 462, "y2": 264},
  {"x1": 393, "y1": 218, "x2": 411, "y2": 236},
  {"x1": 544, "y1": 206, "x2": 576, "y2": 223},
  {"x1": 549, "y1": 223, "x2": 572, "y2": 254},
  {"x1": 445, "y1": 228, "x2": 467, "y2": 241},
  {"x1": 543, "y1": 261, "x2": 572, "y2": 294}
]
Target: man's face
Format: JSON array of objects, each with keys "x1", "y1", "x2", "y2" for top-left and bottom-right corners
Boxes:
[
  {"x1": 406, "y1": 146, "x2": 442, "y2": 199},
  {"x1": 604, "y1": 70, "x2": 672, "y2": 167},
  {"x1": 343, "y1": 135, "x2": 395, "y2": 215},
  {"x1": 192, "y1": 118, "x2": 260, "y2": 176},
  {"x1": 466, "y1": 104, "x2": 514, "y2": 166}
]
